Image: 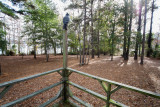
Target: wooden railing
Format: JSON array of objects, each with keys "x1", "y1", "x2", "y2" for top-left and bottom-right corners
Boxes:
[
  {"x1": 67, "y1": 68, "x2": 160, "y2": 107},
  {"x1": 0, "y1": 68, "x2": 63, "y2": 107},
  {"x1": 0, "y1": 67, "x2": 160, "y2": 107}
]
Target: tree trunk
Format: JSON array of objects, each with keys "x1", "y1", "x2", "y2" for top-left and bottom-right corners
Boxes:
[
  {"x1": 126, "y1": 0, "x2": 133, "y2": 60},
  {"x1": 140, "y1": 0, "x2": 147, "y2": 64},
  {"x1": 97, "y1": 0, "x2": 101, "y2": 58},
  {"x1": 46, "y1": 49, "x2": 49, "y2": 62},
  {"x1": 79, "y1": 43, "x2": 82, "y2": 65},
  {"x1": 60, "y1": 40, "x2": 63, "y2": 54},
  {"x1": 123, "y1": 0, "x2": 128, "y2": 60},
  {"x1": 91, "y1": 0, "x2": 94, "y2": 59},
  {"x1": 111, "y1": 13, "x2": 116, "y2": 61},
  {"x1": 87, "y1": 41, "x2": 90, "y2": 64},
  {"x1": 134, "y1": 0, "x2": 142, "y2": 60},
  {"x1": 34, "y1": 44, "x2": 36, "y2": 59},
  {"x1": 82, "y1": 0, "x2": 86, "y2": 65},
  {"x1": 53, "y1": 47, "x2": 56, "y2": 56},
  {"x1": 139, "y1": 42, "x2": 141, "y2": 57},
  {"x1": 53, "y1": 42, "x2": 57, "y2": 56},
  {"x1": 147, "y1": 0, "x2": 155, "y2": 57},
  {"x1": 18, "y1": 37, "x2": 20, "y2": 55}
]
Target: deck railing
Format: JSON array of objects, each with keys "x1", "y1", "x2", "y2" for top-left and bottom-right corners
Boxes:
[{"x1": 1, "y1": 67, "x2": 160, "y2": 107}]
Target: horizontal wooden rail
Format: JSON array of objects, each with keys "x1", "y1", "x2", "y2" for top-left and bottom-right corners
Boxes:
[
  {"x1": 68, "y1": 81, "x2": 127, "y2": 107},
  {"x1": 67, "y1": 68, "x2": 160, "y2": 99},
  {"x1": 0, "y1": 68, "x2": 63, "y2": 88},
  {"x1": 70, "y1": 95, "x2": 92, "y2": 107},
  {"x1": 1, "y1": 67, "x2": 160, "y2": 107},
  {"x1": 0, "y1": 68, "x2": 63, "y2": 107},
  {"x1": 39, "y1": 84, "x2": 63, "y2": 107},
  {"x1": 1, "y1": 81, "x2": 63, "y2": 107}
]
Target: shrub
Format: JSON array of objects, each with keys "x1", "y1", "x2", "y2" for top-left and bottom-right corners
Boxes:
[
  {"x1": 156, "y1": 52, "x2": 160, "y2": 58},
  {"x1": 130, "y1": 51, "x2": 135, "y2": 57},
  {"x1": 10, "y1": 50, "x2": 15, "y2": 56},
  {"x1": 6, "y1": 50, "x2": 15, "y2": 56},
  {"x1": 20, "y1": 53, "x2": 26, "y2": 56},
  {"x1": 152, "y1": 50, "x2": 158, "y2": 58},
  {"x1": 68, "y1": 52, "x2": 77, "y2": 55},
  {"x1": 152, "y1": 50, "x2": 160, "y2": 58},
  {"x1": 6, "y1": 50, "x2": 10, "y2": 56}
]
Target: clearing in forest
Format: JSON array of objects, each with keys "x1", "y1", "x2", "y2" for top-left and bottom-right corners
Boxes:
[{"x1": 0, "y1": 55, "x2": 160, "y2": 106}]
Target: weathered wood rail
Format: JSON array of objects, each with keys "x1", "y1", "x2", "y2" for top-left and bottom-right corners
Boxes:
[
  {"x1": 0, "y1": 68, "x2": 63, "y2": 107},
  {"x1": 0, "y1": 67, "x2": 160, "y2": 107},
  {"x1": 67, "y1": 68, "x2": 160, "y2": 107}
]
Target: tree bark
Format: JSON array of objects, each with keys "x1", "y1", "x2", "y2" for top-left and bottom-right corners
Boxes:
[
  {"x1": 147, "y1": 0, "x2": 155, "y2": 57},
  {"x1": 126, "y1": 0, "x2": 133, "y2": 60},
  {"x1": 53, "y1": 42, "x2": 57, "y2": 56},
  {"x1": 82, "y1": 0, "x2": 86, "y2": 65},
  {"x1": 34, "y1": 43, "x2": 36, "y2": 59},
  {"x1": 140, "y1": 0, "x2": 147, "y2": 64},
  {"x1": 111, "y1": 13, "x2": 116, "y2": 61},
  {"x1": 97, "y1": 0, "x2": 101, "y2": 58},
  {"x1": 123, "y1": 0, "x2": 128, "y2": 60},
  {"x1": 134, "y1": 0, "x2": 142, "y2": 60},
  {"x1": 91, "y1": 0, "x2": 94, "y2": 59}
]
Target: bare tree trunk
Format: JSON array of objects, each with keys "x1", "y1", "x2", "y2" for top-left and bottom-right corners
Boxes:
[
  {"x1": 34, "y1": 43, "x2": 36, "y2": 59},
  {"x1": 53, "y1": 42, "x2": 57, "y2": 56},
  {"x1": 126, "y1": 0, "x2": 133, "y2": 60},
  {"x1": 82, "y1": 0, "x2": 86, "y2": 65},
  {"x1": 91, "y1": 0, "x2": 94, "y2": 59},
  {"x1": 77, "y1": 48, "x2": 78, "y2": 59},
  {"x1": 147, "y1": 0, "x2": 155, "y2": 57},
  {"x1": 97, "y1": 0, "x2": 101, "y2": 58},
  {"x1": 13, "y1": 20, "x2": 16, "y2": 46},
  {"x1": 79, "y1": 45, "x2": 82, "y2": 65},
  {"x1": 112, "y1": 27, "x2": 116, "y2": 60},
  {"x1": 123, "y1": 0, "x2": 128, "y2": 60},
  {"x1": 111, "y1": 11, "x2": 116, "y2": 61},
  {"x1": 3, "y1": 16, "x2": 7, "y2": 54},
  {"x1": 139, "y1": 43, "x2": 141, "y2": 57},
  {"x1": 140, "y1": 0, "x2": 147, "y2": 64},
  {"x1": 87, "y1": 41, "x2": 90, "y2": 64},
  {"x1": 60, "y1": 40, "x2": 63, "y2": 54},
  {"x1": 46, "y1": 50, "x2": 49, "y2": 62},
  {"x1": 134, "y1": 0, "x2": 142, "y2": 60},
  {"x1": 18, "y1": 37, "x2": 20, "y2": 55},
  {"x1": 85, "y1": 48, "x2": 87, "y2": 64},
  {"x1": 41, "y1": 43, "x2": 42, "y2": 55}
]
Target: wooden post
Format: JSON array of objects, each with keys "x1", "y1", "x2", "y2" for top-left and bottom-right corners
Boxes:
[
  {"x1": 62, "y1": 29, "x2": 69, "y2": 103},
  {"x1": 106, "y1": 83, "x2": 111, "y2": 107},
  {"x1": 63, "y1": 30, "x2": 68, "y2": 69}
]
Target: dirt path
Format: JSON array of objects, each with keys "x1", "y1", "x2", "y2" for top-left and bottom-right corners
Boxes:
[{"x1": 0, "y1": 55, "x2": 160, "y2": 107}]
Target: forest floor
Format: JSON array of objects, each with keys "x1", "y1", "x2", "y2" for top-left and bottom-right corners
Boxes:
[{"x1": 0, "y1": 55, "x2": 160, "y2": 107}]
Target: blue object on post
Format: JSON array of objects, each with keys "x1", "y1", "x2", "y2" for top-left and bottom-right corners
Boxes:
[{"x1": 63, "y1": 13, "x2": 69, "y2": 30}]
